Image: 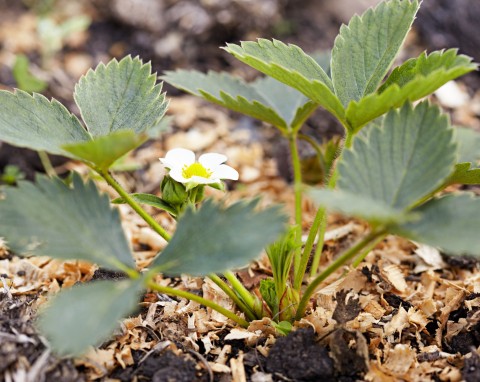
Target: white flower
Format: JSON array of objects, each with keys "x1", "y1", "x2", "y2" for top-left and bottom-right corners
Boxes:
[{"x1": 160, "y1": 148, "x2": 239, "y2": 189}]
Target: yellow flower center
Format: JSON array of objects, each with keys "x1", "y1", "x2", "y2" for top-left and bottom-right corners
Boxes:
[{"x1": 182, "y1": 163, "x2": 212, "y2": 179}]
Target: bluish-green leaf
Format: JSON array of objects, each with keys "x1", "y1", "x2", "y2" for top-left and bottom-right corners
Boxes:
[
  {"x1": 454, "y1": 126, "x2": 480, "y2": 164},
  {"x1": 0, "y1": 90, "x2": 90, "y2": 156},
  {"x1": 62, "y1": 130, "x2": 148, "y2": 170},
  {"x1": 162, "y1": 70, "x2": 316, "y2": 131},
  {"x1": 392, "y1": 194, "x2": 480, "y2": 256},
  {"x1": 339, "y1": 102, "x2": 456, "y2": 210},
  {"x1": 332, "y1": 0, "x2": 420, "y2": 106},
  {"x1": 152, "y1": 199, "x2": 287, "y2": 276},
  {"x1": 0, "y1": 174, "x2": 134, "y2": 270},
  {"x1": 224, "y1": 39, "x2": 345, "y2": 124},
  {"x1": 346, "y1": 50, "x2": 476, "y2": 132},
  {"x1": 38, "y1": 279, "x2": 144, "y2": 355},
  {"x1": 74, "y1": 56, "x2": 168, "y2": 136},
  {"x1": 309, "y1": 189, "x2": 413, "y2": 225}
]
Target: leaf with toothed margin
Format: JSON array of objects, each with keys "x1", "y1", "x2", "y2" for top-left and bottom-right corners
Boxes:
[
  {"x1": 62, "y1": 130, "x2": 148, "y2": 170},
  {"x1": 446, "y1": 163, "x2": 480, "y2": 186},
  {"x1": 331, "y1": 0, "x2": 420, "y2": 107},
  {"x1": 161, "y1": 70, "x2": 316, "y2": 131},
  {"x1": 454, "y1": 126, "x2": 480, "y2": 164},
  {"x1": 310, "y1": 102, "x2": 457, "y2": 225},
  {"x1": 391, "y1": 194, "x2": 480, "y2": 256},
  {"x1": 74, "y1": 56, "x2": 168, "y2": 137},
  {"x1": 38, "y1": 278, "x2": 144, "y2": 356},
  {"x1": 0, "y1": 89, "x2": 90, "y2": 157},
  {"x1": 346, "y1": 49, "x2": 477, "y2": 132},
  {"x1": 151, "y1": 199, "x2": 287, "y2": 276},
  {"x1": 0, "y1": 173, "x2": 134, "y2": 270},
  {"x1": 223, "y1": 39, "x2": 345, "y2": 124}
]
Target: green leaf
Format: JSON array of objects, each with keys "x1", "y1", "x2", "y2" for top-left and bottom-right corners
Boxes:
[
  {"x1": 152, "y1": 199, "x2": 287, "y2": 276},
  {"x1": 259, "y1": 278, "x2": 277, "y2": 314},
  {"x1": 62, "y1": 130, "x2": 148, "y2": 170},
  {"x1": 447, "y1": 163, "x2": 480, "y2": 185},
  {"x1": 12, "y1": 54, "x2": 48, "y2": 93},
  {"x1": 38, "y1": 279, "x2": 144, "y2": 355},
  {"x1": 392, "y1": 194, "x2": 480, "y2": 256},
  {"x1": 162, "y1": 70, "x2": 288, "y2": 130},
  {"x1": 224, "y1": 39, "x2": 345, "y2": 124},
  {"x1": 112, "y1": 193, "x2": 177, "y2": 215},
  {"x1": 0, "y1": 90, "x2": 90, "y2": 156},
  {"x1": 309, "y1": 189, "x2": 412, "y2": 224},
  {"x1": 0, "y1": 174, "x2": 134, "y2": 270},
  {"x1": 346, "y1": 50, "x2": 476, "y2": 132},
  {"x1": 162, "y1": 70, "x2": 316, "y2": 131},
  {"x1": 339, "y1": 102, "x2": 456, "y2": 210},
  {"x1": 252, "y1": 76, "x2": 317, "y2": 129},
  {"x1": 332, "y1": 0, "x2": 420, "y2": 106},
  {"x1": 454, "y1": 126, "x2": 480, "y2": 164},
  {"x1": 74, "y1": 56, "x2": 168, "y2": 137}
]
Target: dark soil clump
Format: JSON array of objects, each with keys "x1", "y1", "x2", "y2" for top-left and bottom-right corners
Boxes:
[{"x1": 266, "y1": 328, "x2": 335, "y2": 382}]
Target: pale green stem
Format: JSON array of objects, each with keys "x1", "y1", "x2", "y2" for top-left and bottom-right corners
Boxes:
[
  {"x1": 208, "y1": 274, "x2": 257, "y2": 321},
  {"x1": 295, "y1": 230, "x2": 384, "y2": 320},
  {"x1": 351, "y1": 233, "x2": 387, "y2": 268},
  {"x1": 308, "y1": 130, "x2": 354, "y2": 277},
  {"x1": 287, "y1": 132, "x2": 305, "y2": 282},
  {"x1": 38, "y1": 151, "x2": 56, "y2": 178},
  {"x1": 98, "y1": 170, "x2": 171, "y2": 242},
  {"x1": 297, "y1": 133, "x2": 326, "y2": 179},
  {"x1": 223, "y1": 271, "x2": 261, "y2": 315},
  {"x1": 147, "y1": 280, "x2": 249, "y2": 328}
]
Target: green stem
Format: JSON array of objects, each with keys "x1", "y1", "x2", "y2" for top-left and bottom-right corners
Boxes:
[
  {"x1": 308, "y1": 130, "x2": 354, "y2": 277},
  {"x1": 208, "y1": 274, "x2": 257, "y2": 321},
  {"x1": 288, "y1": 132, "x2": 305, "y2": 281},
  {"x1": 147, "y1": 280, "x2": 249, "y2": 328},
  {"x1": 224, "y1": 271, "x2": 260, "y2": 314},
  {"x1": 298, "y1": 133, "x2": 326, "y2": 179},
  {"x1": 309, "y1": 211, "x2": 327, "y2": 277},
  {"x1": 99, "y1": 170, "x2": 171, "y2": 242},
  {"x1": 295, "y1": 230, "x2": 384, "y2": 320},
  {"x1": 38, "y1": 151, "x2": 56, "y2": 178},
  {"x1": 351, "y1": 233, "x2": 387, "y2": 268}
]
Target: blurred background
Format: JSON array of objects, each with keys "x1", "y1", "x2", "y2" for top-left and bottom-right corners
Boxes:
[{"x1": 0, "y1": 0, "x2": 479, "y2": 180}]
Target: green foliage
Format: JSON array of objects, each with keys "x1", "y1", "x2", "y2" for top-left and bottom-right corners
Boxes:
[
  {"x1": 112, "y1": 192, "x2": 178, "y2": 215},
  {"x1": 346, "y1": 50, "x2": 476, "y2": 132},
  {"x1": 223, "y1": 39, "x2": 345, "y2": 124},
  {"x1": 447, "y1": 163, "x2": 480, "y2": 186},
  {"x1": 0, "y1": 90, "x2": 90, "y2": 156},
  {"x1": 38, "y1": 278, "x2": 144, "y2": 355},
  {"x1": 74, "y1": 56, "x2": 168, "y2": 136},
  {"x1": 392, "y1": 194, "x2": 480, "y2": 256},
  {"x1": 455, "y1": 126, "x2": 480, "y2": 164},
  {"x1": 331, "y1": 0, "x2": 419, "y2": 106},
  {"x1": 62, "y1": 130, "x2": 148, "y2": 170},
  {"x1": 152, "y1": 199, "x2": 287, "y2": 276},
  {"x1": 12, "y1": 55, "x2": 48, "y2": 93},
  {"x1": 0, "y1": 174, "x2": 134, "y2": 270},
  {"x1": 161, "y1": 70, "x2": 316, "y2": 131},
  {"x1": 0, "y1": 56, "x2": 169, "y2": 169},
  {"x1": 310, "y1": 102, "x2": 456, "y2": 222}
]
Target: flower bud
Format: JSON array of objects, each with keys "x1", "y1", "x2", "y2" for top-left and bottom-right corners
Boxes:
[{"x1": 161, "y1": 175, "x2": 188, "y2": 206}]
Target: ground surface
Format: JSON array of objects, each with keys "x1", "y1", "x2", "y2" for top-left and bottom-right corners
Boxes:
[{"x1": 1, "y1": 1, "x2": 480, "y2": 381}]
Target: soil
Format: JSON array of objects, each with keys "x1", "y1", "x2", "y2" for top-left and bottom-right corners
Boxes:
[{"x1": 1, "y1": 1, "x2": 480, "y2": 381}]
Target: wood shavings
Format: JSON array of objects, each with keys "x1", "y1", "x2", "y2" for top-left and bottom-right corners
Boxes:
[
  {"x1": 230, "y1": 351, "x2": 247, "y2": 382},
  {"x1": 380, "y1": 263, "x2": 408, "y2": 294},
  {"x1": 384, "y1": 307, "x2": 409, "y2": 338},
  {"x1": 413, "y1": 242, "x2": 446, "y2": 273},
  {"x1": 382, "y1": 344, "x2": 416, "y2": 377}
]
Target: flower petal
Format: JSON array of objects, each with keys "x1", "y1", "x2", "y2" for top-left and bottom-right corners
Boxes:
[
  {"x1": 199, "y1": 153, "x2": 227, "y2": 169},
  {"x1": 212, "y1": 164, "x2": 239, "y2": 181},
  {"x1": 169, "y1": 167, "x2": 189, "y2": 184},
  {"x1": 160, "y1": 148, "x2": 195, "y2": 169},
  {"x1": 189, "y1": 176, "x2": 217, "y2": 184}
]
